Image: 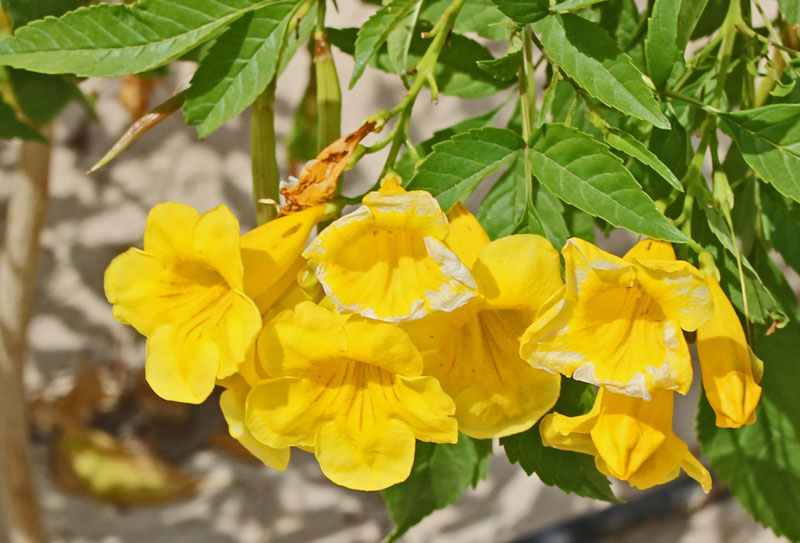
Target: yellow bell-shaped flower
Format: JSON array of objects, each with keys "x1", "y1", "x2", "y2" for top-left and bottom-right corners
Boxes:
[
  {"x1": 245, "y1": 301, "x2": 458, "y2": 491},
  {"x1": 697, "y1": 274, "x2": 762, "y2": 428},
  {"x1": 521, "y1": 238, "x2": 714, "y2": 399},
  {"x1": 404, "y1": 204, "x2": 562, "y2": 439},
  {"x1": 540, "y1": 387, "x2": 711, "y2": 492},
  {"x1": 105, "y1": 203, "x2": 262, "y2": 404},
  {"x1": 303, "y1": 176, "x2": 478, "y2": 322}
]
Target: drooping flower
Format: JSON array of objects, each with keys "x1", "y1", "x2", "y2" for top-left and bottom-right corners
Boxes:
[
  {"x1": 697, "y1": 273, "x2": 762, "y2": 428},
  {"x1": 521, "y1": 238, "x2": 714, "y2": 399},
  {"x1": 540, "y1": 387, "x2": 711, "y2": 492},
  {"x1": 245, "y1": 301, "x2": 458, "y2": 491},
  {"x1": 404, "y1": 204, "x2": 562, "y2": 439},
  {"x1": 303, "y1": 176, "x2": 477, "y2": 322},
  {"x1": 105, "y1": 203, "x2": 262, "y2": 404}
]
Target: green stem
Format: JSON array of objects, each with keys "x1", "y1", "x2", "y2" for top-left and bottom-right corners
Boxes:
[
  {"x1": 251, "y1": 82, "x2": 280, "y2": 225},
  {"x1": 712, "y1": 0, "x2": 742, "y2": 109},
  {"x1": 520, "y1": 26, "x2": 537, "y2": 137},
  {"x1": 314, "y1": 0, "x2": 341, "y2": 152},
  {"x1": 661, "y1": 89, "x2": 719, "y2": 112}
]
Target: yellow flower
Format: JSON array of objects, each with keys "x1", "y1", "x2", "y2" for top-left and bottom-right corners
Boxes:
[
  {"x1": 404, "y1": 205, "x2": 562, "y2": 439},
  {"x1": 303, "y1": 176, "x2": 478, "y2": 322},
  {"x1": 697, "y1": 274, "x2": 762, "y2": 428},
  {"x1": 521, "y1": 238, "x2": 714, "y2": 399},
  {"x1": 246, "y1": 301, "x2": 458, "y2": 491},
  {"x1": 105, "y1": 203, "x2": 262, "y2": 404},
  {"x1": 540, "y1": 387, "x2": 711, "y2": 492}
]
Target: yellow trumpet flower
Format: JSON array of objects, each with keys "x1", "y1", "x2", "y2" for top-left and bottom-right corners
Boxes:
[
  {"x1": 540, "y1": 387, "x2": 711, "y2": 492},
  {"x1": 246, "y1": 301, "x2": 458, "y2": 491},
  {"x1": 303, "y1": 176, "x2": 478, "y2": 322},
  {"x1": 403, "y1": 204, "x2": 562, "y2": 439},
  {"x1": 521, "y1": 238, "x2": 714, "y2": 399}
]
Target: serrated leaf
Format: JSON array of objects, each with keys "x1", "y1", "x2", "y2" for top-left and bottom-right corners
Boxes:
[
  {"x1": 382, "y1": 435, "x2": 492, "y2": 542},
  {"x1": 0, "y1": 95, "x2": 45, "y2": 141},
  {"x1": 605, "y1": 129, "x2": 683, "y2": 191},
  {"x1": 779, "y1": 0, "x2": 800, "y2": 25},
  {"x1": 351, "y1": 0, "x2": 419, "y2": 87},
  {"x1": 395, "y1": 106, "x2": 501, "y2": 180},
  {"x1": 528, "y1": 123, "x2": 687, "y2": 242},
  {"x1": 645, "y1": 0, "x2": 681, "y2": 89},
  {"x1": 719, "y1": 105, "x2": 800, "y2": 204},
  {"x1": 421, "y1": 0, "x2": 511, "y2": 41},
  {"x1": 406, "y1": 127, "x2": 524, "y2": 212},
  {"x1": 329, "y1": 26, "x2": 513, "y2": 98},
  {"x1": 533, "y1": 184, "x2": 570, "y2": 249},
  {"x1": 0, "y1": 0, "x2": 276, "y2": 77},
  {"x1": 476, "y1": 46, "x2": 521, "y2": 81},
  {"x1": 501, "y1": 378, "x2": 618, "y2": 502},
  {"x1": 697, "y1": 322, "x2": 800, "y2": 541},
  {"x1": 183, "y1": 1, "x2": 299, "y2": 138},
  {"x1": 676, "y1": 0, "x2": 709, "y2": 50},
  {"x1": 1, "y1": 0, "x2": 85, "y2": 29},
  {"x1": 534, "y1": 14, "x2": 670, "y2": 129},
  {"x1": 489, "y1": 0, "x2": 549, "y2": 24}
]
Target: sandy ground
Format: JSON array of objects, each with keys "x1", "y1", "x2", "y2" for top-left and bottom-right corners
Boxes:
[{"x1": 0, "y1": 3, "x2": 793, "y2": 542}]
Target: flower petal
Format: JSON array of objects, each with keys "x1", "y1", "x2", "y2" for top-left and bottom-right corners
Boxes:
[
  {"x1": 316, "y1": 418, "x2": 416, "y2": 491},
  {"x1": 145, "y1": 324, "x2": 219, "y2": 404},
  {"x1": 105, "y1": 248, "x2": 169, "y2": 335},
  {"x1": 623, "y1": 238, "x2": 675, "y2": 261},
  {"x1": 444, "y1": 203, "x2": 490, "y2": 268},
  {"x1": 142, "y1": 202, "x2": 200, "y2": 263},
  {"x1": 257, "y1": 301, "x2": 348, "y2": 377},
  {"x1": 393, "y1": 376, "x2": 458, "y2": 443},
  {"x1": 219, "y1": 375, "x2": 290, "y2": 470},
  {"x1": 194, "y1": 205, "x2": 245, "y2": 290},
  {"x1": 343, "y1": 319, "x2": 423, "y2": 376},
  {"x1": 697, "y1": 277, "x2": 762, "y2": 428},
  {"x1": 241, "y1": 205, "x2": 326, "y2": 300},
  {"x1": 634, "y1": 259, "x2": 713, "y2": 332},
  {"x1": 472, "y1": 235, "x2": 563, "y2": 313}
]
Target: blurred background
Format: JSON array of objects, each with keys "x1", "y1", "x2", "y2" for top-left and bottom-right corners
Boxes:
[{"x1": 0, "y1": 2, "x2": 795, "y2": 542}]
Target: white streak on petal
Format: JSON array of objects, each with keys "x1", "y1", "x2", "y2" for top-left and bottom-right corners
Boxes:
[{"x1": 573, "y1": 362, "x2": 651, "y2": 400}]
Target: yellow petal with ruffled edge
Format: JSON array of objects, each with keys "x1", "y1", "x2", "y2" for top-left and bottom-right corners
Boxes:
[
  {"x1": 303, "y1": 180, "x2": 477, "y2": 322},
  {"x1": 697, "y1": 276, "x2": 761, "y2": 428},
  {"x1": 541, "y1": 388, "x2": 710, "y2": 492},
  {"x1": 105, "y1": 204, "x2": 261, "y2": 403},
  {"x1": 245, "y1": 303, "x2": 457, "y2": 490},
  {"x1": 521, "y1": 238, "x2": 710, "y2": 399},
  {"x1": 218, "y1": 374, "x2": 290, "y2": 470}
]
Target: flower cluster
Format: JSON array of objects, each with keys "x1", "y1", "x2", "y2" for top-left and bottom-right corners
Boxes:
[{"x1": 105, "y1": 176, "x2": 761, "y2": 492}]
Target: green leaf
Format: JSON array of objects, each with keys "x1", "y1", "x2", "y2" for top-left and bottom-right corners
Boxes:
[
  {"x1": 421, "y1": 0, "x2": 511, "y2": 41},
  {"x1": 382, "y1": 435, "x2": 493, "y2": 542},
  {"x1": 0, "y1": 0, "x2": 275, "y2": 77},
  {"x1": 477, "y1": 154, "x2": 527, "y2": 239},
  {"x1": 528, "y1": 123, "x2": 687, "y2": 242},
  {"x1": 644, "y1": 0, "x2": 681, "y2": 89},
  {"x1": 0, "y1": 95, "x2": 45, "y2": 141},
  {"x1": 604, "y1": 129, "x2": 683, "y2": 191},
  {"x1": 7, "y1": 68, "x2": 80, "y2": 125},
  {"x1": 676, "y1": 0, "x2": 709, "y2": 50},
  {"x1": 534, "y1": 14, "x2": 670, "y2": 129},
  {"x1": 719, "y1": 105, "x2": 800, "y2": 204},
  {"x1": 406, "y1": 127, "x2": 524, "y2": 212},
  {"x1": 330, "y1": 27, "x2": 513, "y2": 99},
  {"x1": 697, "y1": 322, "x2": 800, "y2": 542},
  {"x1": 489, "y1": 0, "x2": 549, "y2": 24},
  {"x1": 760, "y1": 189, "x2": 800, "y2": 276},
  {"x1": 350, "y1": 0, "x2": 419, "y2": 87},
  {"x1": 1, "y1": 0, "x2": 85, "y2": 29},
  {"x1": 476, "y1": 46, "x2": 521, "y2": 81},
  {"x1": 395, "y1": 107, "x2": 501, "y2": 180},
  {"x1": 386, "y1": 1, "x2": 421, "y2": 76},
  {"x1": 533, "y1": 184, "x2": 570, "y2": 249},
  {"x1": 779, "y1": 0, "x2": 800, "y2": 25},
  {"x1": 183, "y1": 1, "x2": 299, "y2": 138},
  {"x1": 501, "y1": 378, "x2": 618, "y2": 502},
  {"x1": 552, "y1": 0, "x2": 609, "y2": 11}
]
